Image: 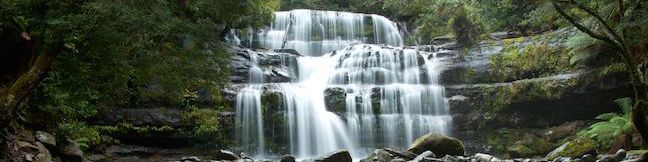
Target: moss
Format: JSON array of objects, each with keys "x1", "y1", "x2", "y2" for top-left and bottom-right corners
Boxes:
[
  {"x1": 547, "y1": 137, "x2": 597, "y2": 160},
  {"x1": 489, "y1": 36, "x2": 573, "y2": 83},
  {"x1": 508, "y1": 144, "x2": 536, "y2": 157}
]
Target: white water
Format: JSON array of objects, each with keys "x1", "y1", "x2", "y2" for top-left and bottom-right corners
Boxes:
[
  {"x1": 234, "y1": 9, "x2": 450, "y2": 160},
  {"x1": 255, "y1": 9, "x2": 403, "y2": 56}
]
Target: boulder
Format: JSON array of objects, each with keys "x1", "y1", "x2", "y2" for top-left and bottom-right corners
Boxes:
[
  {"x1": 215, "y1": 150, "x2": 239, "y2": 161},
  {"x1": 360, "y1": 149, "x2": 393, "y2": 162},
  {"x1": 57, "y1": 139, "x2": 87, "y2": 162},
  {"x1": 35, "y1": 131, "x2": 56, "y2": 147},
  {"x1": 406, "y1": 133, "x2": 465, "y2": 157},
  {"x1": 546, "y1": 137, "x2": 597, "y2": 160},
  {"x1": 315, "y1": 150, "x2": 352, "y2": 162}
]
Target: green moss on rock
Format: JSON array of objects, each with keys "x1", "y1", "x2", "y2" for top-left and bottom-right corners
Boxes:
[
  {"x1": 406, "y1": 133, "x2": 465, "y2": 156},
  {"x1": 546, "y1": 137, "x2": 597, "y2": 160}
]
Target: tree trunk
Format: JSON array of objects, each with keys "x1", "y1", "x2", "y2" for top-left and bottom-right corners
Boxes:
[
  {"x1": 0, "y1": 50, "x2": 55, "y2": 122},
  {"x1": 632, "y1": 84, "x2": 648, "y2": 144}
]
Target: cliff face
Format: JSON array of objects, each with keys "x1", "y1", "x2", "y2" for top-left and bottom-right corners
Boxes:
[
  {"x1": 432, "y1": 29, "x2": 632, "y2": 155},
  {"x1": 92, "y1": 29, "x2": 631, "y2": 158}
]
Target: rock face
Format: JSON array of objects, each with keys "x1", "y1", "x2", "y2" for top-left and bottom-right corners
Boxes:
[
  {"x1": 406, "y1": 133, "x2": 465, "y2": 157},
  {"x1": 228, "y1": 45, "x2": 299, "y2": 84},
  {"x1": 315, "y1": 150, "x2": 352, "y2": 162},
  {"x1": 546, "y1": 137, "x2": 597, "y2": 160}
]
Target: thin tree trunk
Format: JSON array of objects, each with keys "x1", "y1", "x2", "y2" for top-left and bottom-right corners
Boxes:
[
  {"x1": 0, "y1": 50, "x2": 55, "y2": 121},
  {"x1": 552, "y1": 0, "x2": 648, "y2": 144}
]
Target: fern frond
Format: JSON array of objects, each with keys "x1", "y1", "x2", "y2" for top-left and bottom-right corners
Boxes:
[
  {"x1": 567, "y1": 33, "x2": 599, "y2": 65},
  {"x1": 614, "y1": 97, "x2": 632, "y2": 115},
  {"x1": 600, "y1": 63, "x2": 627, "y2": 76},
  {"x1": 595, "y1": 112, "x2": 620, "y2": 120}
]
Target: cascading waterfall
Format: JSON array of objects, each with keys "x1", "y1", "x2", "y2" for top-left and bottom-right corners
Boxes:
[
  {"x1": 234, "y1": 9, "x2": 450, "y2": 160},
  {"x1": 256, "y1": 9, "x2": 403, "y2": 56}
]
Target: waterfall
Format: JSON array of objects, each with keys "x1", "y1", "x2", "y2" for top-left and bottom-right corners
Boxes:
[
  {"x1": 234, "y1": 9, "x2": 450, "y2": 160},
  {"x1": 255, "y1": 9, "x2": 403, "y2": 56}
]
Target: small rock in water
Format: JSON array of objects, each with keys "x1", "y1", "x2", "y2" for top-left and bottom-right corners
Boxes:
[
  {"x1": 390, "y1": 158, "x2": 406, "y2": 162},
  {"x1": 181, "y1": 156, "x2": 201, "y2": 162},
  {"x1": 552, "y1": 157, "x2": 570, "y2": 162},
  {"x1": 281, "y1": 155, "x2": 296, "y2": 162},
  {"x1": 215, "y1": 150, "x2": 239, "y2": 161},
  {"x1": 474, "y1": 153, "x2": 499, "y2": 162}
]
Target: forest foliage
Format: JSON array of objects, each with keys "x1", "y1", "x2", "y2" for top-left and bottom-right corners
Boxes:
[{"x1": 0, "y1": 0, "x2": 647, "y2": 156}]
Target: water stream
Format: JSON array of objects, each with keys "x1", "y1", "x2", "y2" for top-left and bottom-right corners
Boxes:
[{"x1": 233, "y1": 9, "x2": 451, "y2": 160}]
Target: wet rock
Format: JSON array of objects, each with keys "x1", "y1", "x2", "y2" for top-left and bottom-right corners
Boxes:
[
  {"x1": 57, "y1": 139, "x2": 86, "y2": 162},
  {"x1": 613, "y1": 149, "x2": 626, "y2": 161},
  {"x1": 406, "y1": 133, "x2": 465, "y2": 157},
  {"x1": 34, "y1": 142, "x2": 53, "y2": 162},
  {"x1": 596, "y1": 155, "x2": 618, "y2": 162},
  {"x1": 181, "y1": 156, "x2": 201, "y2": 162},
  {"x1": 213, "y1": 150, "x2": 238, "y2": 161},
  {"x1": 474, "y1": 153, "x2": 499, "y2": 162},
  {"x1": 315, "y1": 150, "x2": 352, "y2": 162},
  {"x1": 280, "y1": 155, "x2": 296, "y2": 162},
  {"x1": 411, "y1": 151, "x2": 435, "y2": 161},
  {"x1": 35, "y1": 131, "x2": 56, "y2": 147},
  {"x1": 580, "y1": 154, "x2": 595, "y2": 162},
  {"x1": 105, "y1": 145, "x2": 157, "y2": 156},
  {"x1": 87, "y1": 154, "x2": 107, "y2": 161},
  {"x1": 360, "y1": 149, "x2": 394, "y2": 162},
  {"x1": 552, "y1": 157, "x2": 571, "y2": 162},
  {"x1": 489, "y1": 31, "x2": 522, "y2": 40},
  {"x1": 324, "y1": 87, "x2": 347, "y2": 113},
  {"x1": 272, "y1": 49, "x2": 301, "y2": 56},
  {"x1": 546, "y1": 137, "x2": 597, "y2": 160}
]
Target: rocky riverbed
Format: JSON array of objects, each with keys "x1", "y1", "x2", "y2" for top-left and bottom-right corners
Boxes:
[{"x1": 161, "y1": 133, "x2": 647, "y2": 162}]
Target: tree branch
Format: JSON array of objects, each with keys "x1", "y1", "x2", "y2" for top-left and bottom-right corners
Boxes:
[
  {"x1": 550, "y1": 1, "x2": 622, "y2": 51},
  {"x1": 569, "y1": 0, "x2": 625, "y2": 46}
]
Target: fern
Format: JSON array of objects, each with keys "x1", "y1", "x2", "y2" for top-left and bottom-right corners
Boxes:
[
  {"x1": 567, "y1": 33, "x2": 599, "y2": 66},
  {"x1": 579, "y1": 97, "x2": 635, "y2": 149}
]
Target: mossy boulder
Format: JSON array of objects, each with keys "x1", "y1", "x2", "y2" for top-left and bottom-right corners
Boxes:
[
  {"x1": 546, "y1": 137, "x2": 597, "y2": 160},
  {"x1": 406, "y1": 133, "x2": 465, "y2": 157},
  {"x1": 508, "y1": 144, "x2": 537, "y2": 158}
]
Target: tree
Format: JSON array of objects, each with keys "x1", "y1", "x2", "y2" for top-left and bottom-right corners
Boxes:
[{"x1": 550, "y1": 0, "x2": 648, "y2": 143}]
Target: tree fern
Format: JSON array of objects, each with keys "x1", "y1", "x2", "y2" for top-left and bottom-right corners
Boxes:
[{"x1": 579, "y1": 97, "x2": 634, "y2": 149}]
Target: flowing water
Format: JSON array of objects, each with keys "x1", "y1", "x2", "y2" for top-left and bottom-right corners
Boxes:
[{"x1": 233, "y1": 9, "x2": 451, "y2": 160}]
